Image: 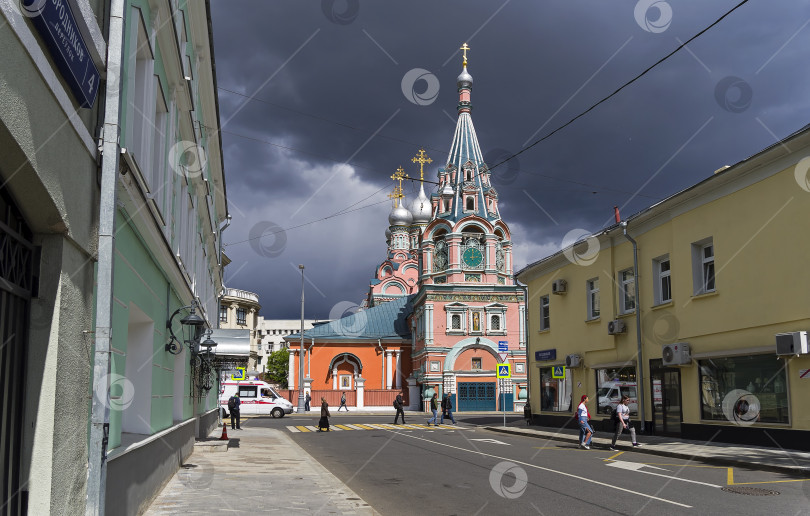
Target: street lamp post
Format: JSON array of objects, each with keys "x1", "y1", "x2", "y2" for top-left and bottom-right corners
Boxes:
[{"x1": 297, "y1": 264, "x2": 306, "y2": 413}]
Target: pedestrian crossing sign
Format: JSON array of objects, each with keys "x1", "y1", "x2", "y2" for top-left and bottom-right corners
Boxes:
[
  {"x1": 497, "y1": 363, "x2": 511, "y2": 379},
  {"x1": 232, "y1": 367, "x2": 246, "y2": 380},
  {"x1": 552, "y1": 366, "x2": 565, "y2": 379}
]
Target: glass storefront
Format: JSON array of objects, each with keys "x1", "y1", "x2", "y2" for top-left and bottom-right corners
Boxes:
[
  {"x1": 594, "y1": 366, "x2": 638, "y2": 416},
  {"x1": 699, "y1": 355, "x2": 789, "y2": 425},
  {"x1": 539, "y1": 367, "x2": 572, "y2": 412}
]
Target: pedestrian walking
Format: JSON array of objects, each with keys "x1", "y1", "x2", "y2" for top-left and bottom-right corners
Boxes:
[
  {"x1": 426, "y1": 393, "x2": 439, "y2": 426},
  {"x1": 440, "y1": 393, "x2": 457, "y2": 425},
  {"x1": 610, "y1": 395, "x2": 642, "y2": 450},
  {"x1": 317, "y1": 397, "x2": 331, "y2": 432},
  {"x1": 577, "y1": 394, "x2": 593, "y2": 449},
  {"x1": 524, "y1": 399, "x2": 532, "y2": 426},
  {"x1": 305, "y1": 392, "x2": 311, "y2": 412},
  {"x1": 338, "y1": 392, "x2": 349, "y2": 412},
  {"x1": 227, "y1": 393, "x2": 241, "y2": 430},
  {"x1": 393, "y1": 394, "x2": 406, "y2": 424}
]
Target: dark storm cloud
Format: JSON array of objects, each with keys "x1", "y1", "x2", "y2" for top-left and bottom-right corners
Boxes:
[{"x1": 211, "y1": 0, "x2": 810, "y2": 318}]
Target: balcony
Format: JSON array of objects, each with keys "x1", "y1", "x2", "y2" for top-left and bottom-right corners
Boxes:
[{"x1": 225, "y1": 288, "x2": 259, "y2": 303}]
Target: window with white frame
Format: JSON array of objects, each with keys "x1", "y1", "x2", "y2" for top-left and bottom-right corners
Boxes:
[
  {"x1": 619, "y1": 269, "x2": 635, "y2": 313},
  {"x1": 539, "y1": 295, "x2": 550, "y2": 331},
  {"x1": 151, "y1": 79, "x2": 168, "y2": 215},
  {"x1": 236, "y1": 308, "x2": 246, "y2": 325},
  {"x1": 691, "y1": 238, "x2": 715, "y2": 295},
  {"x1": 653, "y1": 256, "x2": 672, "y2": 304},
  {"x1": 446, "y1": 305, "x2": 466, "y2": 334},
  {"x1": 219, "y1": 304, "x2": 228, "y2": 323},
  {"x1": 126, "y1": 9, "x2": 153, "y2": 172},
  {"x1": 451, "y1": 314, "x2": 461, "y2": 329},
  {"x1": 491, "y1": 314, "x2": 500, "y2": 331},
  {"x1": 586, "y1": 278, "x2": 600, "y2": 320}
]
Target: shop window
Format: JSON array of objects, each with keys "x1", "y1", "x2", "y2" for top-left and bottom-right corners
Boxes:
[
  {"x1": 539, "y1": 295, "x2": 550, "y2": 330},
  {"x1": 539, "y1": 367, "x2": 572, "y2": 412},
  {"x1": 699, "y1": 356, "x2": 788, "y2": 424},
  {"x1": 619, "y1": 269, "x2": 635, "y2": 313},
  {"x1": 594, "y1": 366, "x2": 638, "y2": 416},
  {"x1": 586, "y1": 278, "x2": 600, "y2": 320}
]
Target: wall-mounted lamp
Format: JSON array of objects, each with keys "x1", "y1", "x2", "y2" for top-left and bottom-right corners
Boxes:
[{"x1": 166, "y1": 301, "x2": 206, "y2": 354}]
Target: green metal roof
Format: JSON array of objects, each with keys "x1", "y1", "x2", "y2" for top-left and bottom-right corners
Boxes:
[{"x1": 289, "y1": 295, "x2": 413, "y2": 341}]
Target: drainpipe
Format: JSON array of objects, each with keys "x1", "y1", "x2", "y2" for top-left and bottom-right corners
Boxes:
[
  {"x1": 622, "y1": 221, "x2": 646, "y2": 434},
  {"x1": 521, "y1": 281, "x2": 531, "y2": 418},
  {"x1": 87, "y1": 1, "x2": 126, "y2": 514},
  {"x1": 377, "y1": 339, "x2": 384, "y2": 389}
]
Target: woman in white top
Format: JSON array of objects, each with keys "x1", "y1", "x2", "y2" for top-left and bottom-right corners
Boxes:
[
  {"x1": 610, "y1": 395, "x2": 642, "y2": 450},
  {"x1": 577, "y1": 394, "x2": 593, "y2": 449}
]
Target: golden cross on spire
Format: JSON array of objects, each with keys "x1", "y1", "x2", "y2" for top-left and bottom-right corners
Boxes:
[
  {"x1": 411, "y1": 149, "x2": 432, "y2": 182},
  {"x1": 460, "y1": 43, "x2": 470, "y2": 66},
  {"x1": 389, "y1": 166, "x2": 408, "y2": 207}
]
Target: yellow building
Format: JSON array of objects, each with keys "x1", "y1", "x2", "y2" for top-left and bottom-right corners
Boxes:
[{"x1": 517, "y1": 125, "x2": 810, "y2": 450}]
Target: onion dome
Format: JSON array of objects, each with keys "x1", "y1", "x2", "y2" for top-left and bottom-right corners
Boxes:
[
  {"x1": 457, "y1": 65, "x2": 473, "y2": 90},
  {"x1": 409, "y1": 185, "x2": 431, "y2": 224},
  {"x1": 388, "y1": 204, "x2": 413, "y2": 226}
]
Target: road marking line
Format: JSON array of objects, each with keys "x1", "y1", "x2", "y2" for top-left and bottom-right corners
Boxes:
[
  {"x1": 335, "y1": 425, "x2": 353, "y2": 431},
  {"x1": 605, "y1": 451, "x2": 625, "y2": 461},
  {"x1": 727, "y1": 469, "x2": 810, "y2": 485},
  {"x1": 330, "y1": 426, "x2": 343, "y2": 431},
  {"x1": 344, "y1": 424, "x2": 366, "y2": 430},
  {"x1": 288, "y1": 426, "x2": 301, "y2": 433},
  {"x1": 381, "y1": 431, "x2": 692, "y2": 508},
  {"x1": 607, "y1": 461, "x2": 720, "y2": 488},
  {"x1": 352, "y1": 424, "x2": 376, "y2": 430},
  {"x1": 304, "y1": 425, "x2": 318, "y2": 432}
]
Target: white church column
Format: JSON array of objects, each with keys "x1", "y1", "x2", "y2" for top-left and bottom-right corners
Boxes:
[
  {"x1": 395, "y1": 351, "x2": 402, "y2": 389},
  {"x1": 356, "y1": 377, "x2": 365, "y2": 408},
  {"x1": 288, "y1": 350, "x2": 296, "y2": 390},
  {"x1": 386, "y1": 351, "x2": 393, "y2": 389},
  {"x1": 332, "y1": 367, "x2": 338, "y2": 390},
  {"x1": 426, "y1": 304, "x2": 434, "y2": 346}
]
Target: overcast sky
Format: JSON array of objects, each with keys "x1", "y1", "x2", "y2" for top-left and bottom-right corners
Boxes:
[{"x1": 210, "y1": 0, "x2": 810, "y2": 320}]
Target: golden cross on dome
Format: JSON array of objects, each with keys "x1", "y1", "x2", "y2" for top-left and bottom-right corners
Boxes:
[
  {"x1": 460, "y1": 43, "x2": 470, "y2": 66},
  {"x1": 389, "y1": 166, "x2": 407, "y2": 207},
  {"x1": 411, "y1": 149, "x2": 432, "y2": 182}
]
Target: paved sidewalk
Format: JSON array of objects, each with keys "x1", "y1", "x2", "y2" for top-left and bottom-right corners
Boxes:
[
  {"x1": 144, "y1": 425, "x2": 379, "y2": 515},
  {"x1": 485, "y1": 424, "x2": 810, "y2": 476}
]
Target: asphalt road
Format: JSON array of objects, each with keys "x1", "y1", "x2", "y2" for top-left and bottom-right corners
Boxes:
[{"x1": 247, "y1": 414, "x2": 810, "y2": 515}]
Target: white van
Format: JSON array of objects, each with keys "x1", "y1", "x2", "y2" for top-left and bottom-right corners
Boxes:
[
  {"x1": 219, "y1": 380, "x2": 294, "y2": 418},
  {"x1": 596, "y1": 380, "x2": 662, "y2": 415}
]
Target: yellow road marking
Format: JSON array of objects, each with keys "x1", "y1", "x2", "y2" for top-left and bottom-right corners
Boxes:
[
  {"x1": 295, "y1": 426, "x2": 311, "y2": 432},
  {"x1": 352, "y1": 424, "x2": 375, "y2": 430},
  {"x1": 727, "y1": 468, "x2": 810, "y2": 485},
  {"x1": 605, "y1": 451, "x2": 625, "y2": 461},
  {"x1": 335, "y1": 425, "x2": 353, "y2": 431}
]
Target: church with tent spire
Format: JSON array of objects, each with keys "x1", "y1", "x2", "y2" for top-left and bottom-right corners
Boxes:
[{"x1": 286, "y1": 46, "x2": 528, "y2": 412}]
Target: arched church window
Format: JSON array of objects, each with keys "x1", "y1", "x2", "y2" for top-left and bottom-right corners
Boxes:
[{"x1": 433, "y1": 238, "x2": 448, "y2": 272}]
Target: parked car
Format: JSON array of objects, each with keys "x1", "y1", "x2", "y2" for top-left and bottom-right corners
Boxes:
[{"x1": 219, "y1": 380, "x2": 293, "y2": 418}]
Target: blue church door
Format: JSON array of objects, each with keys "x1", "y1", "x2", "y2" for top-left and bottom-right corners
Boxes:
[{"x1": 457, "y1": 382, "x2": 496, "y2": 411}]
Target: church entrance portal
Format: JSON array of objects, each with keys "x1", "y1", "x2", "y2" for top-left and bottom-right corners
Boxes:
[{"x1": 457, "y1": 382, "x2": 496, "y2": 411}]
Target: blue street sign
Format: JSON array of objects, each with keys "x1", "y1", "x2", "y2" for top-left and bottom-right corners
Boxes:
[
  {"x1": 535, "y1": 349, "x2": 557, "y2": 361},
  {"x1": 24, "y1": 0, "x2": 101, "y2": 108},
  {"x1": 552, "y1": 366, "x2": 565, "y2": 379},
  {"x1": 498, "y1": 340, "x2": 508, "y2": 352},
  {"x1": 497, "y1": 364, "x2": 511, "y2": 379}
]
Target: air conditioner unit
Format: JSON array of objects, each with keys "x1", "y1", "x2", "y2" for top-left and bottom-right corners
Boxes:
[
  {"x1": 565, "y1": 354, "x2": 582, "y2": 368},
  {"x1": 607, "y1": 319, "x2": 626, "y2": 335},
  {"x1": 662, "y1": 343, "x2": 691, "y2": 366},
  {"x1": 775, "y1": 331, "x2": 809, "y2": 356},
  {"x1": 552, "y1": 279, "x2": 567, "y2": 294}
]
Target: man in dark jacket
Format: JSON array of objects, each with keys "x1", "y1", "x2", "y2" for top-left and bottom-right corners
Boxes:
[
  {"x1": 440, "y1": 393, "x2": 457, "y2": 425},
  {"x1": 393, "y1": 394, "x2": 406, "y2": 424},
  {"x1": 228, "y1": 394, "x2": 241, "y2": 430},
  {"x1": 305, "y1": 392, "x2": 311, "y2": 412},
  {"x1": 426, "y1": 393, "x2": 439, "y2": 426}
]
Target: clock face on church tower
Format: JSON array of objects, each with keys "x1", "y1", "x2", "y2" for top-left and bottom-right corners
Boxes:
[{"x1": 462, "y1": 247, "x2": 484, "y2": 268}]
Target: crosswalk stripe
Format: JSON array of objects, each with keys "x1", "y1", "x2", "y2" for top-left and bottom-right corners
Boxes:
[
  {"x1": 400, "y1": 424, "x2": 423, "y2": 430},
  {"x1": 305, "y1": 425, "x2": 318, "y2": 432},
  {"x1": 288, "y1": 422, "x2": 474, "y2": 433},
  {"x1": 288, "y1": 426, "x2": 301, "y2": 432},
  {"x1": 352, "y1": 424, "x2": 375, "y2": 430},
  {"x1": 335, "y1": 424, "x2": 354, "y2": 430},
  {"x1": 330, "y1": 425, "x2": 344, "y2": 431},
  {"x1": 345, "y1": 424, "x2": 365, "y2": 430},
  {"x1": 295, "y1": 426, "x2": 310, "y2": 432}
]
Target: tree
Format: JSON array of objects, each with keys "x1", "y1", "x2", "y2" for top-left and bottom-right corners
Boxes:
[{"x1": 265, "y1": 349, "x2": 289, "y2": 388}]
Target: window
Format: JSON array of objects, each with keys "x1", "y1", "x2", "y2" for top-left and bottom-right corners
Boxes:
[
  {"x1": 491, "y1": 315, "x2": 500, "y2": 331},
  {"x1": 619, "y1": 269, "x2": 635, "y2": 313},
  {"x1": 451, "y1": 314, "x2": 461, "y2": 329},
  {"x1": 653, "y1": 256, "x2": 672, "y2": 304},
  {"x1": 539, "y1": 367, "x2": 572, "y2": 412},
  {"x1": 471, "y1": 357, "x2": 482, "y2": 370},
  {"x1": 691, "y1": 238, "x2": 716, "y2": 295},
  {"x1": 699, "y1": 355, "x2": 788, "y2": 424},
  {"x1": 466, "y1": 197, "x2": 474, "y2": 210},
  {"x1": 236, "y1": 308, "x2": 247, "y2": 325},
  {"x1": 539, "y1": 295, "x2": 550, "y2": 330},
  {"x1": 257, "y1": 343, "x2": 262, "y2": 351},
  {"x1": 430, "y1": 360, "x2": 441, "y2": 372},
  {"x1": 515, "y1": 363, "x2": 525, "y2": 373},
  {"x1": 238, "y1": 386, "x2": 257, "y2": 398},
  {"x1": 586, "y1": 278, "x2": 600, "y2": 319},
  {"x1": 595, "y1": 366, "x2": 638, "y2": 416},
  {"x1": 219, "y1": 305, "x2": 228, "y2": 323}
]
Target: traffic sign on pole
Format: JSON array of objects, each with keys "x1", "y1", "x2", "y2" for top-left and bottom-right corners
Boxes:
[
  {"x1": 498, "y1": 352, "x2": 508, "y2": 363},
  {"x1": 497, "y1": 364, "x2": 511, "y2": 379}
]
